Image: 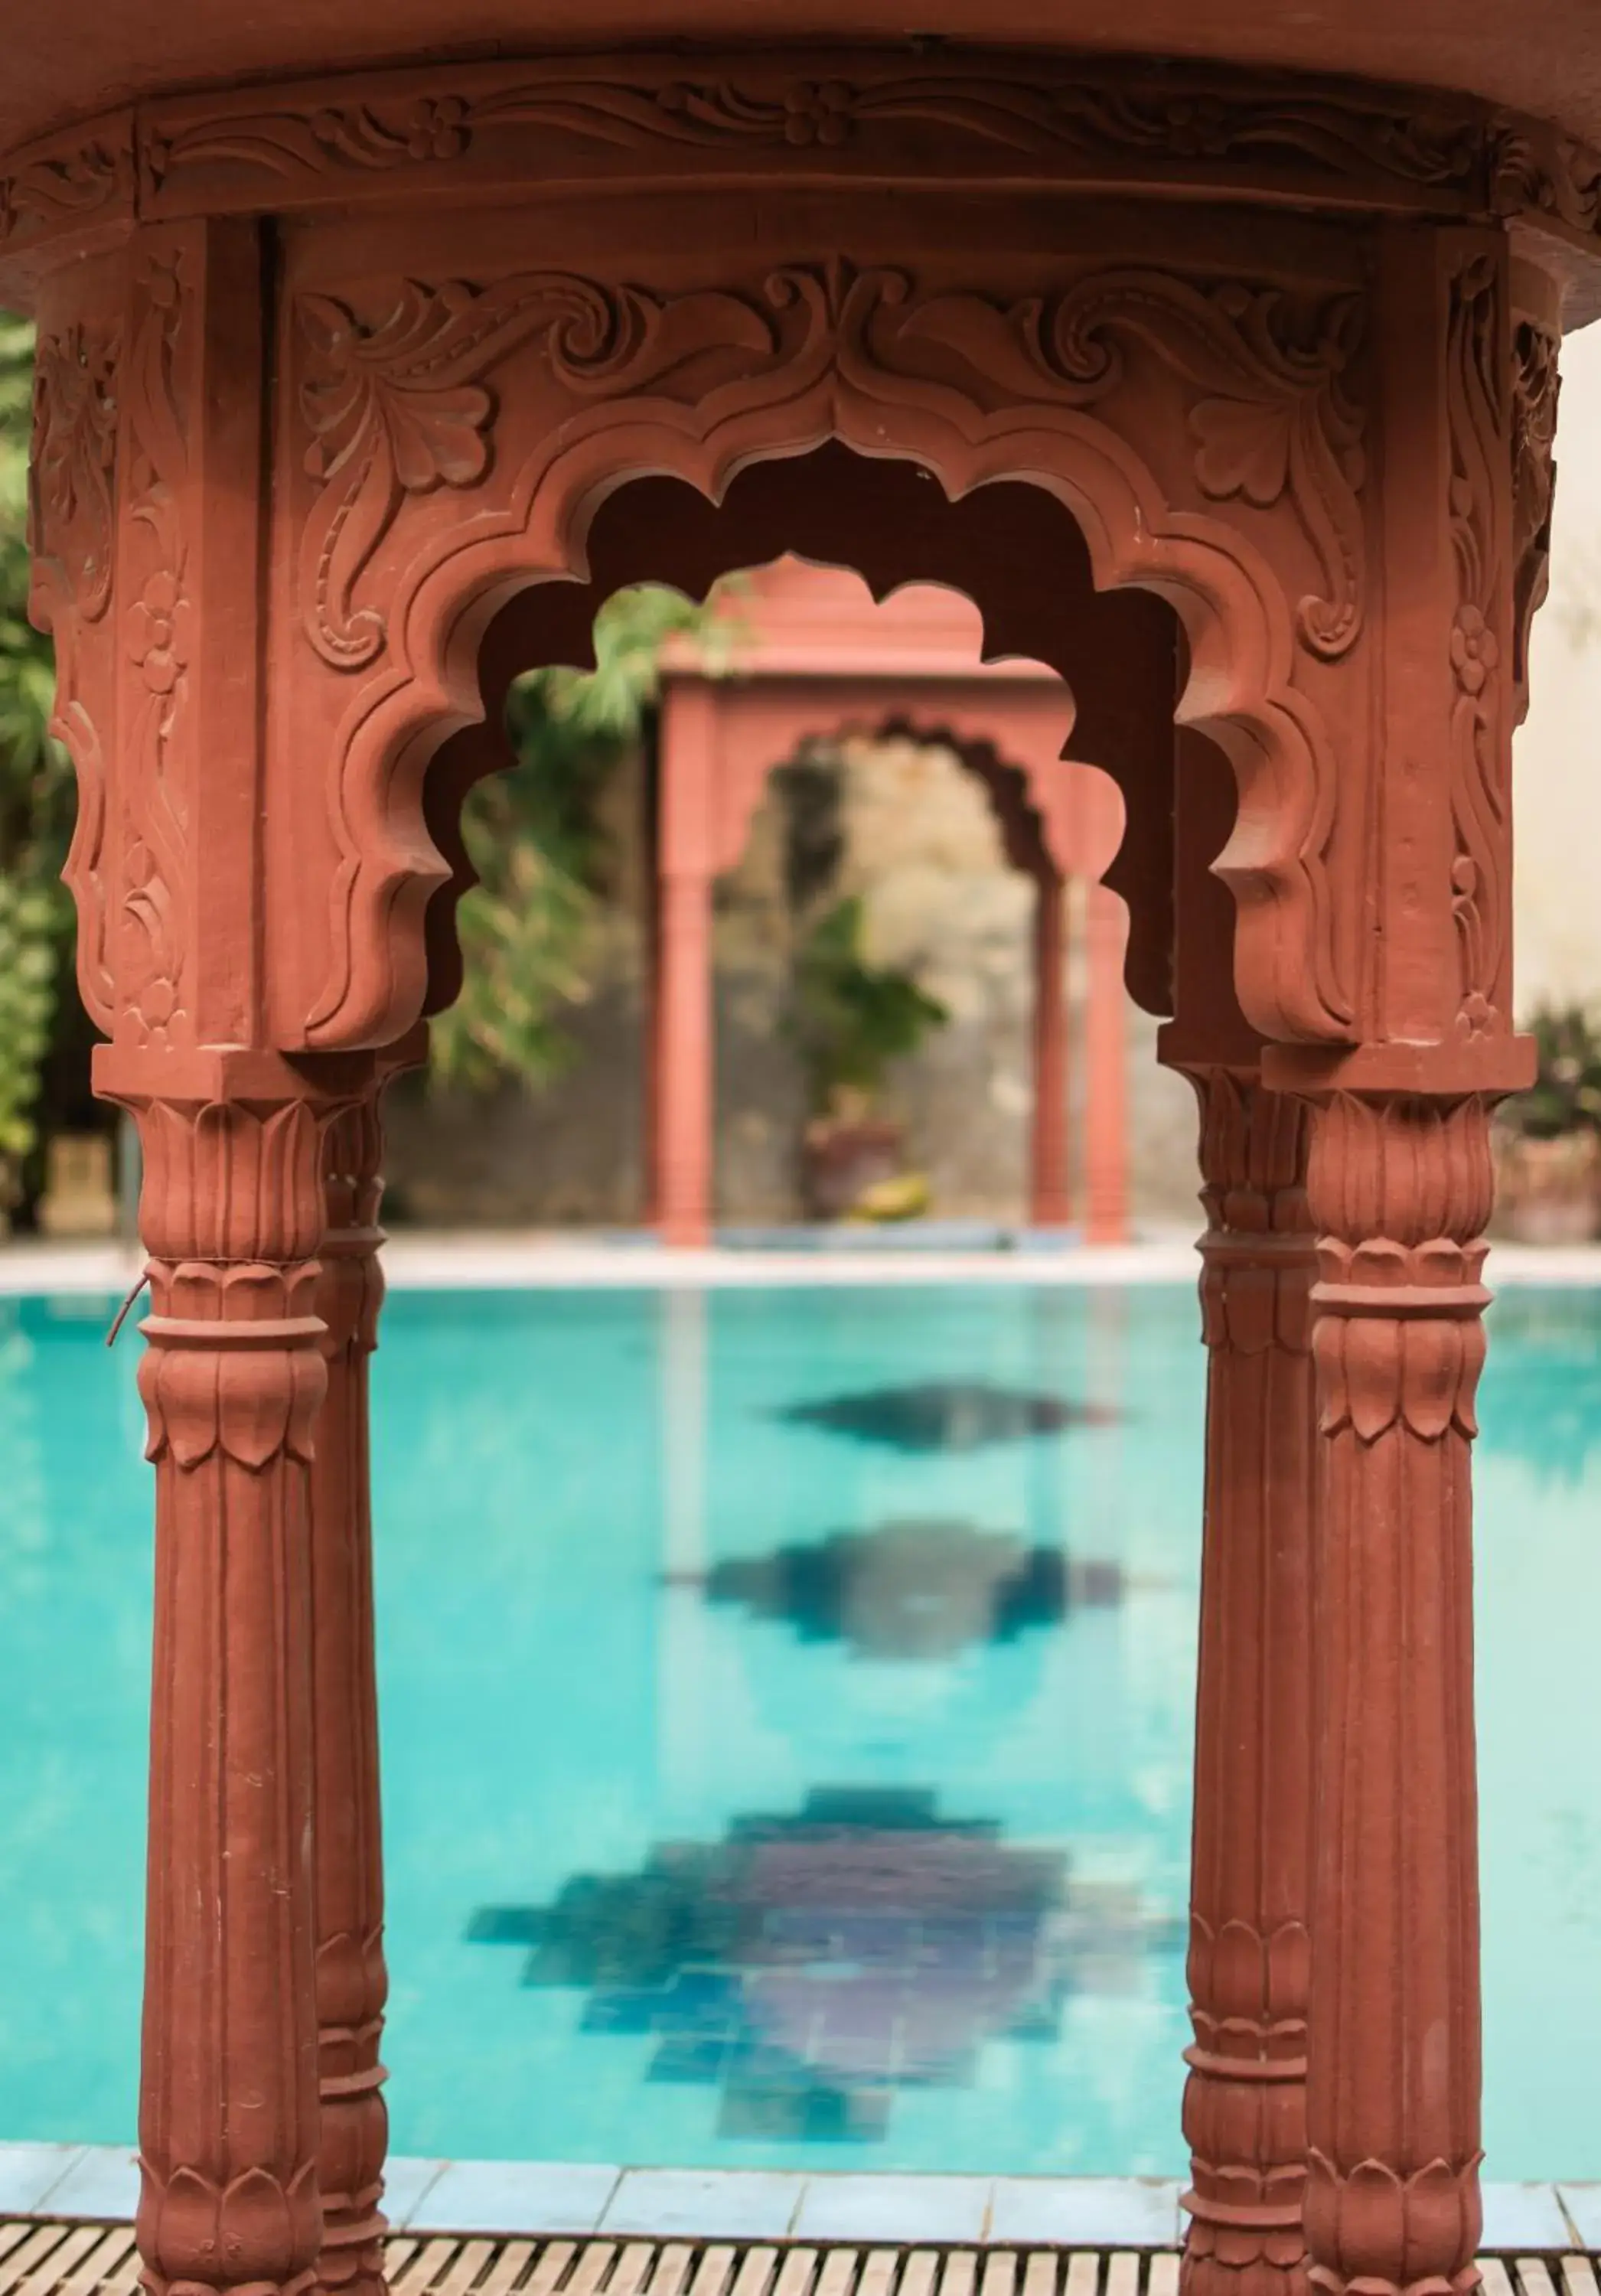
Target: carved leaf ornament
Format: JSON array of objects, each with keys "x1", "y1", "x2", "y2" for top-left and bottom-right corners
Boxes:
[
  {"x1": 1045, "y1": 273, "x2": 1367, "y2": 660},
  {"x1": 145, "y1": 68, "x2": 1484, "y2": 196},
  {"x1": 298, "y1": 274, "x2": 771, "y2": 667},
  {"x1": 1510, "y1": 315, "x2": 1560, "y2": 724},
  {"x1": 0, "y1": 135, "x2": 134, "y2": 246},
  {"x1": 28, "y1": 322, "x2": 120, "y2": 1026},
  {"x1": 298, "y1": 263, "x2": 1365, "y2": 672},
  {"x1": 121, "y1": 250, "x2": 193, "y2": 1045},
  {"x1": 30, "y1": 324, "x2": 119, "y2": 620},
  {"x1": 1443, "y1": 255, "x2": 1506, "y2": 1039}
]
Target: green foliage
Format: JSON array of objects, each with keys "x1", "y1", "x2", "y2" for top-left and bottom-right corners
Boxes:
[
  {"x1": 429, "y1": 582, "x2": 736, "y2": 1092},
  {"x1": 0, "y1": 315, "x2": 75, "y2": 1199},
  {"x1": 787, "y1": 894, "x2": 949, "y2": 1119},
  {"x1": 0, "y1": 879, "x2": 60, "y2": 1168},
  {"x1": 1503, "y1": 1003, "x2": 1601, "y2": 1140}
]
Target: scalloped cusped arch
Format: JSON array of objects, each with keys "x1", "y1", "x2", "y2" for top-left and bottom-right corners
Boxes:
[{"x1": 290, "y1": 264, "x2": 1353, "y2": 1056}]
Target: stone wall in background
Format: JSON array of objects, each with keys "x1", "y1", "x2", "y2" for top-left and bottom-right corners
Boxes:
[{"x1": 383, "y1": 735, "x2": 1200, "y2": 1231}]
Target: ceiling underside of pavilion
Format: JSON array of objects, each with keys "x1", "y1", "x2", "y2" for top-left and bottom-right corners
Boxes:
[{"x1": 5, "y1": 0, "x2": 1601, "y2": 161}]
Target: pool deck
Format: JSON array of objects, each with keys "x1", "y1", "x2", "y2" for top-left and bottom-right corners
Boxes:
[
  {"x1": 0, "y1": 2216, "x2": 1597, "y2": 2296},
  {"x1": 5, "y1": 1228, "x2": 1601, "y2": 1296},
  {"x1": 2, "y1": 2148, "x2": 1599, "y2": 2252}
]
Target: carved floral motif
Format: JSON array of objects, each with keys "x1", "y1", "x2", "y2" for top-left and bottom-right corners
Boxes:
[
  {"x1": 1489, "y1": 122, "x2": 1601, "y2": 240},
  {"x1": 1511, "y1": 316, "x2": 1560, "y2": 728},
  {"x1": 30, "y1": 325, "x2": 119, "y2": 618},
  {"x1": 469, "y1": 72, "x2": 1481, "y2": 181},
  {"x1": 120, "y1": 250, "x2": 192, "y2": 1044},
  {"x1": 295, "y1": 256, "x2": 1357, "y2": 1052},
  {"x1": 28, "y1": 321, "x2": 120, "y2": 1025},
  {"x1": 298, "y1": 261, "x2": 1366, "y2": 673},
  {"x1": 1043, "y1": 274, "x2": 1365, "y2": 658},
  {"x1": 0, "y1": 132, "x2": 134, "y2": 246},
  {"x1": 1443, "y1": 256, "x2": 1508, "y2": 1041},
  {"x1": 139, "y1": 1261, "x2": 328, "y2": 1470},
  {"x1": 1303, "y1": 2154, "x2": 1482, "y2": 2296},
  {"x1": 145, "y1": 96, "x2": 469, "y2": 188},
  {"x1": 296, "y1": 272, "x2": 773, "y2": 666},
  {"x1": 144, "y1": 64, "x2": 1482, "y2": 203}
]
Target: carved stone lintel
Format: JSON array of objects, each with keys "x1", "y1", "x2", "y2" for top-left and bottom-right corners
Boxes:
[
  {"x1": 1301, "y1": 1092, "x2": 1492, "y2": 2296},
  {"x1": 311, "y1": 1093, "x2": 391, "y2": 2296},
  {"x1": 138, "y1": 58, "x2": 1485, "y2": 214},
  {"x1": 1179, "y1": 1068, "x2": 1316, "y2": 2296},
  {"x1": 99, "y1": 1075, "x2": 353, "y2": 2296}
]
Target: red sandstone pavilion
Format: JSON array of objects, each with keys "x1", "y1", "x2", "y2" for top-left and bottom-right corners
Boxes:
[
  {"x1": 654, "y1": 560, "x2": 1131, "y2": 1242},
  {"x1": 1, "y1": 1, "x2": 1590, "y2": 2294}
]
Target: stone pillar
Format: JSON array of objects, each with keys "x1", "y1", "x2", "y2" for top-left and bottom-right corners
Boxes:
[
  {"x1": 654, "y1": 678, "x2": 716, "y2": 1247},
  {"x1": 311, "y1": 1093, "x2": 391, "y2": 2296},
  {"x1": 1180, "y1": 1067, "x2": 1316, "y2": 2296},
  {"x1": 1030, "y1": 868, "x2": 1071, "y2": 1228},
  {"x1": 98, "y1": 1048, "x2": 363, "y2": 2296},
  {"x1": 1083, "y1": 879, "x2": 1129, "y2": 1243},
  {"x1": 1299, "y1": 1091, "x2": 1490, "y2": 2296}
]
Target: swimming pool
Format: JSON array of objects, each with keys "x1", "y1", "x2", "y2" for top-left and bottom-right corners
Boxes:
[{"x1": 1, "y1": 1277, "x2": 1598, "y2": 2178}]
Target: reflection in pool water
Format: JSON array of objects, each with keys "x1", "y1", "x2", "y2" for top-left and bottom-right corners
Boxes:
[
  {"x1": 698, "y1": 1518, "x2": 1123, "y2": 1658},
  {"x1": 469, "y1": 1786, "x2": 1182, "y2": 2144},
  {"x1": 777, "y1": 1378, "x2": 1117, "y2": 1452},
  {"x1": 0, "y1": 1280, "x2": 1598, "y2": 2177}
]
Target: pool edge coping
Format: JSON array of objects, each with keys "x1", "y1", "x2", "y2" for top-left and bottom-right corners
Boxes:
[
  {"x1": 6, "y1": 1234, "x2": 1601, "y2": 1297},
  {"x1": 2, "y1": 2149, "x2": 1596, "y2": 2250}
]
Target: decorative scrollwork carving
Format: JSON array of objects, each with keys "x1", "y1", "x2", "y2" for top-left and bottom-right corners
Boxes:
[
  {"x1": 30, "y1": 325, "x2": 119, "y2": 620},
  {"x1": 1443, "y1": 255, "x2": 1508, "y2": 1042},
  {"x1": 1029, "y1": 272, "x2": 1366, "y2": 658},
  {"x1": 297, "y1": 272, "x2": 773, "y2": 667},
  {"x1": 121, "y1": 249, "x2": 193, "y2": 1045},
  {"x1": 0, "y1": 132, "x2": 134, "y2": 246},
  {"x1": 145, "y1": 96, "x2": 469, "y2": 190},
  {"x1": 472, "y1": 70, "x2": 1480, "y2": 181},
  {"x1": 298, "y1": 260, "x2": 1365, "y2": 673},
  {"x1": 142, "y1": 60, "x2": 1484, "y2": 207},
  {"x1": 1489, "y1": 122, "x2": 1601, "y2": 239},
  {"x1": 1510, "y1": 315, "x2": 1560, "y2": 728},
  {"x1": 28, "y1": 321, "x2": 119, "y2": 1025}
]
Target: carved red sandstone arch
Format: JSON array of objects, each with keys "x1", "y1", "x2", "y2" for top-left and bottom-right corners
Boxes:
[
  {"x1": 295, "y1": 264, "x2": 1351, "y2": 1057},
  {"x1": 696, "y1": 703, "x2": 1119, "y2": 889}
]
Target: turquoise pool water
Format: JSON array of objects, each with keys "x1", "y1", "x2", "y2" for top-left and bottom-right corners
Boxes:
[{"x1": 1, "y1": 1279, "x2": 1599, "y2": 2177}]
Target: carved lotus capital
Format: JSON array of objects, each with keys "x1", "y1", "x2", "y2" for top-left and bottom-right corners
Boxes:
[
  {"x1": 1303, "y1": 2151, "x2": 1482, "y2": 2296},
  {"x1": 137, "y1": 2154, "x2": 321, "y2": 2296}
]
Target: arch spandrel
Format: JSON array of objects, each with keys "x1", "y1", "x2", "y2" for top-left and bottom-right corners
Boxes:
[{"x1": 266, "y1": 232, "x2": 1370, "y2": 1057}]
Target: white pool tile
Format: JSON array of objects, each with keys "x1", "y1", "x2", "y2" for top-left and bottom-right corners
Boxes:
[
  {"x1": 1479, "y1": 2183, "x2": 1572, "y2": 2251},
  {"x1": 793, "y1": 2174, "x2": 993, "y2": 2245},
  {"x1": 43, "y1": 2147, "x2": 140, "y2": 2219},
  {"x1": 602, "y1": 2170, "x2": 805, "y2": 2239},
  {"x1": 0, "y1": 2143, "x2": 88, "y2": 2215},
  {"x1": 416, "y1": 2159, "x2": 621, "y2": 2235},
  {"x1": 989, "y1": 2178, "x2": 1184, "y2": 2248},
  {"x1": 1557, "y1": 2186, "x2": 1601, "y2": 2246},
  {"x1": 384, "y1": 2157, "x2": 450, "y2": 2229}
]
